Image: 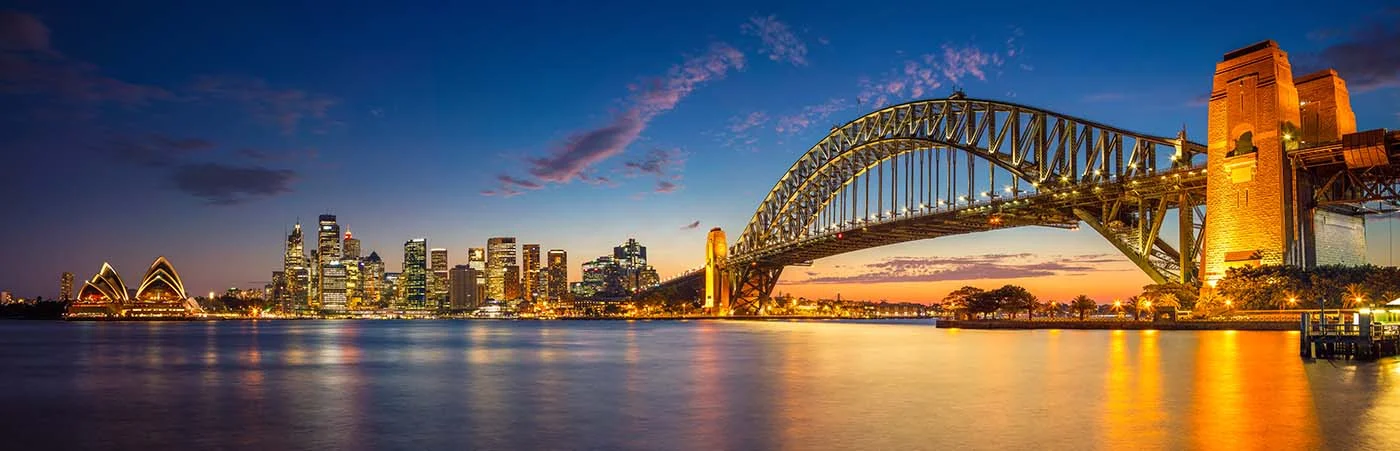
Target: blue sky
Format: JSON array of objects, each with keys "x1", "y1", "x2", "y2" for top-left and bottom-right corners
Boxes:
[{"x1": 2, "y1": 0, "x2": 1398, "y2": 300}]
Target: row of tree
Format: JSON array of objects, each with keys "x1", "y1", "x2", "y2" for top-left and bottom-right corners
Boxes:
[
  {"x1": 940, "y1": 284, "x2": 1189, "y2": 321},
  {"x1": 1211, "y1": 265, "x2": 1400, "y2": 311}
]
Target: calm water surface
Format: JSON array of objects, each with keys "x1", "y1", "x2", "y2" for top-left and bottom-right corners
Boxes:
[{"x1": 2, "y1": 320, "x2": 1398, "y2": 450}]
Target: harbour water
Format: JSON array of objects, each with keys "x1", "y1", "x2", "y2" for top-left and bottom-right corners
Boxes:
[{"x1": 2, "y1": 320, "x2": 1397, "y2": 450}]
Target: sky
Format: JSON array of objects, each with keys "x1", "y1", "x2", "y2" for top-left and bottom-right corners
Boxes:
[{"x1": 1, "y1": 0, "x2": 1398, "y2": 302}]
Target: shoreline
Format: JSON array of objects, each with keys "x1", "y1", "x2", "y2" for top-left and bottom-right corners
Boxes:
[{"x1": 936, "y1": 319, "x2": 1297, "y2": 331}]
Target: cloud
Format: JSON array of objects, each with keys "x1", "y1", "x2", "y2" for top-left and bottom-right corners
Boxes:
[
  {"x1": 729, "y1": 111, "x2": 768, "y2": 133},
  {"x1": 168, "y1": 163, "x2": 297, "y2": 205},
  {"x1": 189, "y1": 75, "x2": 338, "y2": 134},
  {"x1": 623, "y1": 147, "x2": 685, "y2": 177},
  {"x1": 857, "y1": 41, "x2": 1011, "y2": 108},
  {"x1": 0, "y1": 10, "x2": 52, "y2": 53},
  {"x1": 497, "y1": 43, "x2": 743, "y2": 193},
  {"x1": 1308, "y1": 23, "x2": 1400, "y2": 91},
  {"x1": 775, "y1": 98, "x2": 850, "y2": 134},
  {"x1": 498, "y1": 174, "x2": 544, "y2": 190},
  {"x1": 716, "y1": 111, "x2": 768, "y2": 151},
  {"x1": 655, "y1": 180, "x2": 679, "y2": 193},
  {"x1": 1082, "y1": 92, "x2": 1127, "y2": 103},
  {"x1": 741, "y1": 15, "x2": 808, "y2": 66},
  {"x1": 0, "y1": 12, "x2": 170, "y2": 111},
  {"x1": 681, "y1": 220, "x2": 701, "y2": 230},
  {"x1": 1186, "y1": 92, "x2": 1211, "y2": 107},
  {"x1": 792, "y1": 253, "x2": 1125, "y2": 284},
  {"x1": 108, "y1": 134, "x2": 215, "y2": 167}
]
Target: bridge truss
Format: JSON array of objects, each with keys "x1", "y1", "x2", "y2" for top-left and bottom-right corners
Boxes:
[{"x1": 723, "y1": 96, "x2": 1209, "y2": 314}]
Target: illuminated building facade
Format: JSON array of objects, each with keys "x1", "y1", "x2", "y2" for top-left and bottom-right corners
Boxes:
[
  {"x1": 430, "y1": 248, "x2": 448, "y2": 309},
  {"x1": 344, "y1": 259, "x2": 364, "y2": 310},
  {"x1": 504, "y1": 265, "x2": 522, "y2": 300},
  {"x1": 343, "y1": 231, "x2": 361, "y2": 259},
  {"x1": 364, "y1": 251, "x2": 385, "y2": 308},
  {"x1": 522, "y1": 244, "x2": 540, "y2": 301},
  {"x1": 281, "y1": 223, "x2": 310, "y2": 313},
  {"x1": 449, "y1": 265, "x2": 481, "y2": 311},
  {"x1": 1202, "y1": 41, "x2": 1364, "y2": 286},
  {"x1": 546, "y1": 249, "x2": 567, "y2": 302},
  {"x1": 486, "y1": 237, "x2": 517, "y2": 300},
  {"x1": 402, "y1": 239, "x2": 428, "y2": 310},
  {"x1": 705, "y1": 228, "x2": 730, "y2": 314},
  {"x1": 316, "y1": 215, "x2": 342, "y2": 310},
  {"x1": 67, "y1": 257, "x2": 195, "y2": 319},
  {"x1": 60, "y1": 272, "x2": 73, "y2": 301}
]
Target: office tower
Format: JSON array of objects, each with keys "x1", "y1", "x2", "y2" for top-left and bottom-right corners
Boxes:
[
  {"x1": 402, "y1": 239, "x2": 428, "y2": 310},
  {"x1": 486, "y1": 237, "x2": 517, "y2": 300},
  {"x1": 383, "y1": 271, "x2": 400, "y2": 307},
  {"x1": 522, "y1": 244, "x2": 540, "y2": 301},
  {"x1": 343, "y1": 230, "x2": 361, "y2": 259},
  {"x1": 60, "y1": 272, "x2": 74, "y2": 301},
  {"x1": 307, "y1": 249, "x2": 319, "y2": 308},
  {"x1": 468, "y1": 248, "x2": 486, "y2": 269},
  {"x1": 364, "y1": 251, "x2": 384, "y2": 307},
  {"x1": 615, "y1": 238, "x2": 647, "y2": 269},
  {"x1": 271, "y1": 270, "x2": 285, "y2": 307},
  {"x1": 504, "y1": 265, "x2": 521, "y2": 300},
  {"x1": 430, "y1": 248, "x2": 448, "y2": 309},
  {"x1": 345, "y1": 258, "x2": 363, "y2": 310},
  {"x1": 283, "y1": 222, "x2": 310, "y2": 312},
  {"x1": 320, "y1": 261, "x2": 347, "y2": 314},
  {"x1": 546, "y1": 249, "x2": 567, "y2": 302},
  {"x1": 316, "y1": 215, "x2": 342, "y2": 310},
  {"x1": 449, "y1": 265, "x2": 480, "y2": 311}
]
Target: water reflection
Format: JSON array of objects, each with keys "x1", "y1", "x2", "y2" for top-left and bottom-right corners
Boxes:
[{"x1": 3, "y1": 321, "x2": 1400, "y2": 449}]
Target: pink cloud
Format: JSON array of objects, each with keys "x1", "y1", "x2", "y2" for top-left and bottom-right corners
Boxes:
[
  {"x1": 0, "y1": 12, "x2": 170, "y2": 109},
  {"x1": 856, "y1": 39, "x2": 1014, "y2": 108},
  {"x1": 775, "y1": 98, "x2": 849, "y2": 134},
  {"x1": 189, "y1": 76, "x2": 338, "y2": 134},
  {"x1": 741, "y1": 15, "x2": 808, "y2": 66}
]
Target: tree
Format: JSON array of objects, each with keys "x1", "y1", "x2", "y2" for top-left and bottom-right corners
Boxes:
[
  {"x1": 989, "y1": 285, "x2": 1036, "y2": 320},
  {"x1": 1071, "y1": 294, "x2": 1096, "y2": 321},
  {"x1": 966, "y1": 290, "x2": 1002, "y2": 319},
  {"x1": 1344, "y1": 283, "x2": 1368, "y2": 309},
  {"x1": 942, "y1": 286, "x2": 983, "y2": 320}
]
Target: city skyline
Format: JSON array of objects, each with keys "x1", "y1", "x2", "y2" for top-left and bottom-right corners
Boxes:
[{"x1": 3, "y1": 1, "x2": 1399, "y2": 302}]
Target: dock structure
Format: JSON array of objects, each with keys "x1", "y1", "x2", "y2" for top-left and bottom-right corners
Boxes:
[{"x1": 1300, "y1": 311, "x2": 1400, "y2": 360}]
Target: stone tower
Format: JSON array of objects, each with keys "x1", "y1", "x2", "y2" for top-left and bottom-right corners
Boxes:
[
  {"x1": 1202, "y1": 40, "x2": 1364, "y2": 286},
  {"x1": 704, "y1": 228, "x2": 730, "y2": 315}
]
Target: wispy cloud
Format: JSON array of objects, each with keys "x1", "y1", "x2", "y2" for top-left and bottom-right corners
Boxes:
[
  {"x1": 655, "y1": 180, "x2": 680, "y2": 193},
  {"x1": 623, "y1": 147, "x2": 685, "y2": 177},
  {"x1": 0, "y1": 11, "x2": 170, "y2": 112},
  {"x1": 775, "y1": 98, "x2": 849, "y2": 134},
  {"x1": 1307, "y1": 20, "x2": 1400, "y2": 91},
  {"x1": 741, "y1": 15, "x2": 808, "y2": 66},
  {"x1": 681, "y1": 220, "x2": 701, "y2": 230},
  {"x1": 493, "y1": 43, "x2": 744, "y2": 194},
  {"x1": 189, "y1": 75, "x2": 338, "y2": 134},
  {"x1": 857, "y1": 42, "x2": 1011, "y2": 108},
  {"x1": 791, "y1": 253, "x2": 1125, "y2": 284},
  {"x1": 1082, "y1": 92, "x2": 1128, "y2": 103},
  {"x1": 107, "y1": 134, "x2": 215, "y2": 167}
]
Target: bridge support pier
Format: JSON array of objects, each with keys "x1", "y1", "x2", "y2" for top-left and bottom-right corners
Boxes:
[{"x1": 729, "y1": 264, "x2": 783, "y2": 315}]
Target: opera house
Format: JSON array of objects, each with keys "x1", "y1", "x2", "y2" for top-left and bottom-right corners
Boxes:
[{"x1": 65, "y1": 257, "x2": 203, "y2": 319}]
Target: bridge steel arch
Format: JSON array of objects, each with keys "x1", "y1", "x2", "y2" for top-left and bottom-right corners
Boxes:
[{"x1": 723, "y1": 96, "x2": 1209, "y2": 314}]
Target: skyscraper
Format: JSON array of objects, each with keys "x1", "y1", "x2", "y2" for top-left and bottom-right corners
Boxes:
[
  {"x1": 283, "y1": 222, "x2": 310, "y2": 313},
  {"x1": 522, "y1": 244, "x2": 541, "y2": 301},
  {"x1": 504, "y1": 265, "x2": 522, "y2": 300},
  {"x1": 468, "y1": 247, "x2": 487, "y2": 302},
  {"x1": 402, "y1": 239, "x2": 428, "y2": 310},
  {"x1": 345, "y1": 258, "x2": 363, "y2": 310},
  {"x1": 320, "y1": 261, "x2": 347, "y2": 314},
  {"x1": 364, "y1": 251, "x2": 385, "y2": 307},
  {"x1": 546, "y1": 249, "x2": 567, "y2": 302},
  {"x1": 430, "y1": 248, "x2": 448, "y2": 309},
  {"x1": 343, "y1": 230, "x2": 361, "y2": 259},
  {"x1": 486, "y1": 237, "x2": 517, "y2": 300},
  {"x1": 60, "y1": 272, "x2": 73, "y2": 301},
  {"x1": 317, "y1": 215, "x2": 342, "y2": 310},
  {"x1": 449, "y1": 265, "x2": 480, "y2": 311}
]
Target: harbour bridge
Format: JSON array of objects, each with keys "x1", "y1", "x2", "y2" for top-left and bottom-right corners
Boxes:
[{"x1": 640, "y1": 40, "x2": 1400, "y2": 315}]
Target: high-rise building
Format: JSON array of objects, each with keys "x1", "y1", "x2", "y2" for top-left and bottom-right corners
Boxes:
[
  {"x1": 345, "y1": 259, "x2": 364, "y2": 310},
  {"x1": 271, "y1": 270, "x2": 286, "y2": 307},
  {"x1": 449, "y1": 265, "x2": 481, "y2": 311},
  {"x1": 307, "y1": 249, "x2": 320, "y2": 308},
  {"x1": 383, "y1": 271, "x2": 400, "y2": 307},
  {"x1": 504, "y1": 265, "x2": 522, "y2": 300},
  {"x1": 60, "y1": 272, "x2": 74, "y2": 301},
  {"x1": 615, "y1": 238, "x2": 647, "y2": 269},
  {"x1": 402, "y1": 239, "x2": 428, "y2": 310},
  {"x1": 343, "y1": 230, "x2": 361, "y2": 260},
  {"x1": 468, "y1": 248, "x2": 486, "y2": 269},
  {"x1": 486, "y1": 237, "x2": 517, "y2": 300},
  {"x1": 282, "y1": 222, "x2": 310, "y2": 313},
  {"x1": 320, "y1": 261, "x2": 347, "y2": 314},
  {"x1": 574, "y1": 239, "x2": 661, "y2": 299},
  {"x1": 430, "y1": 248, "x2": 448, "y2": 309},
  {"x1": 546, "y1": 249, "x2": 567, "y2": 302},
  {"x1": 522, "y1": 244, "x2": 541, "y2": 301},
  {"x1": 364, "y1": 252, "x2": 385, "y2": 307},
  {"x1": 316, "y1": 215, "x2": 342, "y2": 310}
]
